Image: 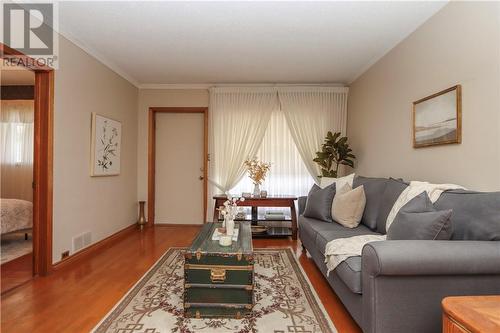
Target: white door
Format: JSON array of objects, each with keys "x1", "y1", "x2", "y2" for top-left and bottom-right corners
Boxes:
[{"x1": 155, "y1": 113, "x2": 204, "y2": 224}]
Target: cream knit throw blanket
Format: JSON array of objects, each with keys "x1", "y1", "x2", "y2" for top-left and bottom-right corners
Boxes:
[
  {"x1": 384, "y1": 181, "x2": 465, "y2": 231},
  {"x1": 324, "y1": 181, "x2": 464, "y2": 275},
  {"x1": 325, "y1": 234, "x2": 386, "y2": 276}
]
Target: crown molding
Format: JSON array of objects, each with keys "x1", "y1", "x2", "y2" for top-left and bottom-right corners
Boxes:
[
  {"x1": 138, "y1": 83, "x2": 212, "y2": 90},
  {"x1": 56, "y1": 25, "x2": 140, "y2": 88}
]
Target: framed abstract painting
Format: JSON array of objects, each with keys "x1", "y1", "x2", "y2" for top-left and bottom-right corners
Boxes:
[
  {"x1": 90, "y1": 113, "x2": 122, "y2": 176},
  {"x1": 413, "y1": 85, "x2": 462, "y2": 148}
]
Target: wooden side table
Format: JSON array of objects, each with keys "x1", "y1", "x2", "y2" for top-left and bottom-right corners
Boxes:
[
  {"x1": 213, "y1": 195, "x2": 298, "y2": 240},
  {"x1": 442, "y1": 296, "x2": 500, "y2": 333}
]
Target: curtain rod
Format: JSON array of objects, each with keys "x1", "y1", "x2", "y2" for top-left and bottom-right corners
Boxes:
[{"x1": 138, "y1": 83, "x2": 347, "y2": 90}]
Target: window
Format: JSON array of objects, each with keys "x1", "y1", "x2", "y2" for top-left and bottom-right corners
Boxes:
[
  {"x1": 0, "y1": 100, "x2": 34, "y2": 166},
  {"x1": 230, "y1": 110, "x2": 315, "y2": 197}
]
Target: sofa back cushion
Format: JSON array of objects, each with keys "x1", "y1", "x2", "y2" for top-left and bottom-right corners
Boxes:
[
  {"x1": 303, "y1": 183, "x2": 336, "y2": 222},
  {"x1": 435, "y1": 190, "x2": 500, "y2": 240},
  {"x1": 375, "y1": 178, "x2": 409, "y2": 234},
  {"x1": 353, "y1": 176, "x2": 388, "y2": 230}
]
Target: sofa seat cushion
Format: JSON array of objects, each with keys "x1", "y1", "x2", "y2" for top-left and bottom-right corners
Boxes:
[
  {"x1": 299, "y1": 216, "x2": 383, "y2": 295},
  {"x1": 315, "y1": 222, "x2": 381, "y2": 253},
  {"x1": 299, "y1": 215, "x2": 339, "y2": 243},
  {"x1": 335, "y1": 256, "x2": 362, "y2": 294}
]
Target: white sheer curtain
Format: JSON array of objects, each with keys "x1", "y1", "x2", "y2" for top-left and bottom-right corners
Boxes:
[
  {"x1": 1, "y1": 100, "x2": 34, "y2": 201},
  {"x1": 208, "y1": 87, "x2": 278, "y2": 218},
  {"x1": 230, "y1": 110, "x2": 315, "y2": 197},
  {"x1": 278, "y1": 87, "x2": 349, "y2": 184}
]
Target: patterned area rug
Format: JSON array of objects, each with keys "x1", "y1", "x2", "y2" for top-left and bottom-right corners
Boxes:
[
  {"x1": 1, "y1": 231, "x2": 32, "y2": 264},
  {"x1": 92, "y1": 248, "x2": 337, "y2": 333}
]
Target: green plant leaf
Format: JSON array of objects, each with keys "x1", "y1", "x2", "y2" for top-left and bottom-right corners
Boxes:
[{"x1": 313, "y1": 131, "x2": 356, "y2": 174}]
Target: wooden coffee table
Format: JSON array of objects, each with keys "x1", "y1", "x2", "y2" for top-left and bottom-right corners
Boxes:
[
  {"x1": 183, "y1": 221, "x2": 254, "y2": 319},
  {"x1": 213, "y1": 195, "x2": 298, "y2": 239},
  {"x1": 442, "y1": 296, "x2": 500, "y2": 333}
]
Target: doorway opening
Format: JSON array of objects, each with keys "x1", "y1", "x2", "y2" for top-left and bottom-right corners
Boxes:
[
  {"x1": 148, "y1": 107, "x2": 208, "y2": 226},
  {"x1": 0, "y1": 44, "x2": 54, "y2": 293}
]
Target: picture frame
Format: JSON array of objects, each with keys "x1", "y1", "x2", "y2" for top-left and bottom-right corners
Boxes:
[
  {"x1": 412, "y1": 85, "x2": 462, "y2": 148},
  {"x1": 90, "y1": 112, "x2": 122, "y2": 176}
]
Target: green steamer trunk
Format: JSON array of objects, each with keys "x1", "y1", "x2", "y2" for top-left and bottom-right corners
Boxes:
[{"x1": 184, "y1": 222, "x2": 254, "y2": 319}]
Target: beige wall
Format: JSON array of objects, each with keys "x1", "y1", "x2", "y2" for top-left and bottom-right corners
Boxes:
[
  {"x1": 137, "y1": 89, "x2": 209, "y2": 211},
  {"x1": 53, "y1": 36, "x2": 138, "y2": 263},
  {"x1": 348, "y1": 2, "x2": 500, "y2": 191}
]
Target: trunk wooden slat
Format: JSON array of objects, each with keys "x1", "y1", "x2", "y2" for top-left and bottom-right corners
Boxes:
[{"x1": 184, "y1": 222, "x2": 254, "y2": 319}]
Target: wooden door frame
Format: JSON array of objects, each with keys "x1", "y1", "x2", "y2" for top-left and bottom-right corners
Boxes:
[
  {"x1": 1, "y1": 43, "x2": 54, "y2": 276},
  {"x1": 148, "y1": 107, "x2": 209, "y2": 226}
]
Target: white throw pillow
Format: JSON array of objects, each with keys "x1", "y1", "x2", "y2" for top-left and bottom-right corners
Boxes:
[
  {"x1": 331, "y1": 183, "x2": 366, "y2": 228},
  {"x1": 320, "y1": 173, "x2": 355, "y2": 190}
]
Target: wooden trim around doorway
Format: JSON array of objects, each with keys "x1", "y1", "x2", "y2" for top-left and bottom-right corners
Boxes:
[
  {"x1": 1, "y1": 43, "x2": 54, "y2": 276},
  {"x1": 148, "y1": 107, "x2": 209, "y2": 226}
]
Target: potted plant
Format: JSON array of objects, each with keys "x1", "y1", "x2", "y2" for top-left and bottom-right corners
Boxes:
[{"x1": 313, "y1": 131, "x2": 355, "y2": 178}]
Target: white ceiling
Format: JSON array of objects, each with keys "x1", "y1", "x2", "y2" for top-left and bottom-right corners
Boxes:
[{"x1": 58, "y1": 1, "x2": 447, "y2": 87}]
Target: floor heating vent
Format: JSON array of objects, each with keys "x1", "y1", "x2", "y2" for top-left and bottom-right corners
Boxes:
[{"x1": 72, "y1": 232, "x2": 92, "y2": 252}]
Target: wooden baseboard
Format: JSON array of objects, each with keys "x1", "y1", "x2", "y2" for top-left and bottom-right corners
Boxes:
[
  {"x1": 154, "y1": 223, "x2": 204, "y2": 227},
  {"x1": 52, "y1": 223, "x2": 139, "y2": 271}
]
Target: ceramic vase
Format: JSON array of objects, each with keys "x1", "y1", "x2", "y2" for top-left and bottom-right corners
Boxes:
[
  {"x1": 137, "y1": 201, "x2": 147, "y2": 229},
  {"x1": 226, "y1": 217, "x2": 235, "y2": 236},
  {"x1": 253, "y1": 183, "x2": 261, "y2": 197}
]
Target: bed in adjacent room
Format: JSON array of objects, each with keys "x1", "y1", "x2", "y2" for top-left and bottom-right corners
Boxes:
[{"x1": 1, "y1": 198, "x2": 33, "y2": 235}]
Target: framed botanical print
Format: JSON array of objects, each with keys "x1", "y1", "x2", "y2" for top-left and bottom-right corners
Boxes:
[
  {"x1": 413, "y1": 85, "x2": 462, "y2": 148},
  {"x1": 90, "y1": 113, "x2": 122, "y2": 176}
]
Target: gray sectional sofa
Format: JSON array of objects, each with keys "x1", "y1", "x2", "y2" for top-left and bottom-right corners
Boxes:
[{"x1": 298, "y1": 176, "x2": 500, "y2": 333}]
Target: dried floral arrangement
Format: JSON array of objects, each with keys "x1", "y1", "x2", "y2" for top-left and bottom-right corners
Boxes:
[
  {"x1": 244, "y1": 158, "x2": 271, "y2": 185},
  {"x1": 218, "y1": 194, "x2": 245, "y2": 221}
]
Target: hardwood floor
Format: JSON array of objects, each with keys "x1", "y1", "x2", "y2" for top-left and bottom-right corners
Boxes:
[
  {"x1": 1, "y1": 253, "x2": 33, "y2": 294},
  {"x1": 0, "y1": 225, "x2": 361, "y2": 333}
]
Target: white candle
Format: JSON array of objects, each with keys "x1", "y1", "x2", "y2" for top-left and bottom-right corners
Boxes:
[{"x1": 219, "y1": 235, "x2": 232, "y2": 246}]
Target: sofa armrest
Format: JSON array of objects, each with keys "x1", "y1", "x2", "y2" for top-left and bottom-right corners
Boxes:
[
  {"x1": 362, "y1": 240, "x2": 500, "y2": 277},
  {"x1": 298, "y1": 196, "x2": 307, "y2": 215},
  {"x1": 361, "y1": 240, "x2": 500, "y2": 333}
]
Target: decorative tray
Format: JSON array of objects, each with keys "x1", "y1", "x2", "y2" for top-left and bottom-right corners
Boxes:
[
  {"x1": 211, "y1": 228, "x2": 239, "y2": 241},
  {"x1": 251, "y1": 225, "x2": 268, "y2": 235}
]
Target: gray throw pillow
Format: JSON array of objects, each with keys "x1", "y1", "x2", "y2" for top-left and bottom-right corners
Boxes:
[
  {"x1": 387, "y1": 192, "x2": 453, "y2": 240},
  {"x1": 303, "y1": 183, "x2": 336, "y2": 222}
]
